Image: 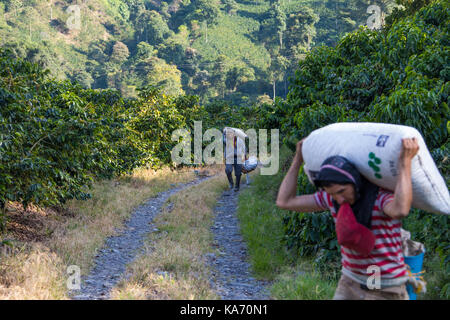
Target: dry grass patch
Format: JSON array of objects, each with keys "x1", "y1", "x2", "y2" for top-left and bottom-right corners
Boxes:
[
  {"x1": 110, "y1": 173, "x2": 228, "y2": 300},
  {"x1": 0, "y1": 244, "x2": 67, "y2": 299},
  {"x1": 48, "y1": 166, "x2": 198, "y2": 275},
  {"x1": 0, "y1": 166, "x2": 202, "y2": 299}
]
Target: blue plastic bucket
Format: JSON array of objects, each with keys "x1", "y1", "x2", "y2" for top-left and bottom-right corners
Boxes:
[{"x1": 404, "y1": 250, "x2": 425, "y2": 300}]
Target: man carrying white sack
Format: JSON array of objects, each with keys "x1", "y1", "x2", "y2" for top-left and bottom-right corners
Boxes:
[
  {"x1": 276, "y1": 137, "x2": 420, "y2": 300},
  {"x1": 223, "y1": 127, "x2": 246, "y2": 192}
]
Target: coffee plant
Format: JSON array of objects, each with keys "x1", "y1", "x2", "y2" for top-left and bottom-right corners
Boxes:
[{"x1": 265, "y1": 0, "x2": 449, "y2": 287}]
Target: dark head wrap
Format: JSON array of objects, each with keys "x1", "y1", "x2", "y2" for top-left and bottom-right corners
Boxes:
[{"x1": 314, "y1": 156, "x2": 379, "y2": 229}]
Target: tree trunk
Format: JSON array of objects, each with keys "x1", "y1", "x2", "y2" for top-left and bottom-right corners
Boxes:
[
  {"x1": 335, "y1": 2, "x2": 338, "y2": 33},
  {"x1": 273, "y1": 80, "x2": 276, "y2": 101},
  {"x1": 0, "y1": 200, "x2": 6, "y2": 232},
  {"x1": 284, "y1": 72, "x2": 287, "y2": 98}
]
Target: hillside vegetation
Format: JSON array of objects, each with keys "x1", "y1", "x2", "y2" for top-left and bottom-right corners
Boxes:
[
  {"x1": 0, "y1": 46, "x2": 261, "y2": 223},
  {"x1": 255, "y1": 0, "x2": 448, "y2": 299},
  {"x1": 0, "y1": 0, "x2": 448, "y2": 300},
  {"x1": 1, "y1": 0, "x2": 398, "y2": 105}
]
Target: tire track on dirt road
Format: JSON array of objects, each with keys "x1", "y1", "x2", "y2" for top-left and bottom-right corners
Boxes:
[
  {"x1": 70, "y1": 176, "x2": 212, "y2": 300},
  {"x1": 208, "y1": 183, "x2": 271, "y2": 300}
]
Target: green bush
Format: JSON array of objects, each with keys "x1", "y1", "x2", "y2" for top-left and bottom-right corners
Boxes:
[
  {"x1": 0, "y1": 48, "x2": 142, "y2": 213},
  {"x1": 0, "y1": 46, "x2": 258, "y2": 222},
  {"x1": 0, "y1": 49, "x2": 232, "y2": 222},
  {"x1": 263, "y1": 0, "x2": 449, "y2": 296}
]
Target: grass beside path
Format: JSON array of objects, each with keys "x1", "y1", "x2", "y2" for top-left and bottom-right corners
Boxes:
[
  {"x1": 0, "y1": 166, "x2": 203, "y2": 299},
  {"x1": 110, "y1": 173, "x2": 228, "y2": 300},
  {"x1": 236, "y1": 146, "x2": 337, "y2": 299}
]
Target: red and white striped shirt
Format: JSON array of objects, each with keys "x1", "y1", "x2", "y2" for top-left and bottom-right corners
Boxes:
[{"x1": 314, "y1": 189, "x2": 408, "y2": 287}]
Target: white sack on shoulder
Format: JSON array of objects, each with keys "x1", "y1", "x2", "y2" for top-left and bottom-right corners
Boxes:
[
  {"x1": 302, "y1": 122, "x2": 450, "y2": 215},
  {"x1": 224, "y1": 127, "x2": 248, "y2": 141}
]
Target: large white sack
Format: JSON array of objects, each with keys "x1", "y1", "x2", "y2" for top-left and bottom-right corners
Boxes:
[
  {"x1": 302, "y1": 122, "x2": 450, "y2": 215},
  {"x1": 224, "y1": 127, "x2": 248, "y2": 141}
]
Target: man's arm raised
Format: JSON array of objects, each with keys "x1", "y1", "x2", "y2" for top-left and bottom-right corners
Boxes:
[
  {"x1": 276, "y1": 139, "x2": 323, "y2": 213},
  {"x1": 383, "y1": 138, "x2": 419, "y2": 219}
]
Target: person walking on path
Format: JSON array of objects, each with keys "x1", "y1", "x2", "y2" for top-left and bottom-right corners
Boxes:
[
  {"x1": 276, "y1": 137, "x2": 420, "y2": 300},
  {"x1": 223, "y1": 128, "x2": 246, "y2": 192}
]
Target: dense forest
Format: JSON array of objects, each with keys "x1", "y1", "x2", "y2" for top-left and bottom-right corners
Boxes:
[{"x1": 1, "y1": 0, "x2": 398, "y2": 105}]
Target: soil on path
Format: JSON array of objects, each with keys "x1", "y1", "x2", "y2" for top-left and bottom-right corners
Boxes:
[{"x1": 208, "y1": 183, "x2": 271, "y2": 300}]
